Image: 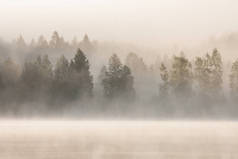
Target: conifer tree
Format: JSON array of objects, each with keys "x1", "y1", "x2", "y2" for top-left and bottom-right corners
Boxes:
[
  {"x1": 170, "y1": 54, "x2": 193, "y2": 99},
  {"x1": 194, "y1": 49, "x2": 223, "y2": 98},
  {"x1": 49, "y1": 31, "x2": 61, "y2": 48},
  {"x1": 102, "y1": 54, "x2": 135, "y2": 99},
  {"x1": 159, "y1": 63, "x2": 169, "y2": 99},
  {"x1": 79, "y1": 34, "x2": 94, "y2": 55},
  {"x1": 54, "y1": 55, "x2": 69, "y2": 81},
  {"x1": 20, "y1": 55, "x2": 53, "y2": 100},
  {"x1": 125, "y1": 52, "x2": 147, "y2": 75},
  {"x1": 230, "y1": 59, "x2": 238, "y2": 100},
  {"x1": 69, "y1": 48, "x2": 93, "y2": 98},
  {"x1": 52, "y1": 55, "x2": 71, "y2": 100}
]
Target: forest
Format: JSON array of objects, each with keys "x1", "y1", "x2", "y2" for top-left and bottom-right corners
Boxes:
[{"x1": 0, "y1": 31, "x2": 238, "y2": 118}]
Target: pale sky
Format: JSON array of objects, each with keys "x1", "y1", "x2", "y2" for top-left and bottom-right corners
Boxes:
[{"x1": 0, "y1": 0, "x2": 238, "y2": 46}]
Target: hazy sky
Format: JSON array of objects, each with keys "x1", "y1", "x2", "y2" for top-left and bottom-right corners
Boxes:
[{"x1": 0, "y1": 0, "x2": 238, "y2": 46}]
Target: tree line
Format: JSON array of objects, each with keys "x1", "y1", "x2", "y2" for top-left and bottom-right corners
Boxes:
[
  {"x1": 0, "y1": 32, "x2": 238, "y2": 117},
  {"x1": 1, "y1": 47, "x2": 238, "y2": 101},
  {"x1": 0, "y1": 48, "x2": 135, "y2": 108}
]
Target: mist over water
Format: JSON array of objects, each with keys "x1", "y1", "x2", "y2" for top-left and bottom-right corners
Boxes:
[
  {"x1": 1, "y1": 1, "x2": 238, "y2": 158},
  {"x1": 0, "y1": 120, "x2": 237, "y2": 159}
]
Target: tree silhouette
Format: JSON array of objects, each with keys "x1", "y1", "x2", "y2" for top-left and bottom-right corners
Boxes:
[
  {"x1": 69, "y1": 48, "x2": 93, "y2": 98},
  {"x1": 102, "y1": 54, "x2": 135, "y2": 100}
]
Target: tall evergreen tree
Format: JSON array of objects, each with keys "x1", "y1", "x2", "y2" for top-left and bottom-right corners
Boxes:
[
  {"x1": 0, "y1": 58, "x2": 19, "y2": 87},
  {"x1": 194, "y1": 49, "x2": 223, "y2": 99},
  {"x1": 0, "y1": 58, "x2": 20, "y2": 103},
  {"x1": 102, "y1": 54, "x2": 122, "y2": 98},
  {"x1": 159, "y1": 63, "x2": 169, "y2": 99},
  {"x1": 40, "y1": 55, "x2": 53, "y2": 82},
  {"x1": 69, "y1": 48, "x2": 93, "y2": 98},
  {"x1": 54, "y1": 55, "x2": 70, "y2": 81},
  {"x1": 79, "y1": 34, "x2": 94, "y2": 55},
  {"x1": 49, "y1": 31, "x2": 67, "y2": 48},
  {"x1": 102, "y1": 54, "x2": 135, "y2": 100},
  {"x1": 170, "y1": 54, "x2": 193, "y2": 99},
  {"x1": 20, "y1": 55, "x2": 53, "y2": 100},
  {"x1": 230, "y1": 59, "x2": 238, "y2": 100},
  {"x1": 209, "y1": 49, "x2": 223, "y2": 93},
  {"x1": 125, "y1": 52, "x2": 147, "y2": 75},
  {"x1": 49, "y1": 31, "x2": 61, "y2": 48},
  {"x1": 52, "y1": 55, "x2": 71, "y2": 100},
  {"x1": 121, "y1": 65, "x2": 135, "y2": 99}
]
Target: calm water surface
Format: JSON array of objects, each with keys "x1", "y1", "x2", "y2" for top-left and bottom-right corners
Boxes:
[{"x1": 0, "y1": 120, "x2": 237, "y2": 159}]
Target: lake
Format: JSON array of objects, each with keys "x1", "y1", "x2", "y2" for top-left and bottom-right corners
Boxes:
[{"x1": 0, "y1": 120, "x2": 237, "y2": 159}]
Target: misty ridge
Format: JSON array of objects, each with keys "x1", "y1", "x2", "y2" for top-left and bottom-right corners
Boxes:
[{"x1": 1, "y1": 31, "x2": 238, "y2": 119}]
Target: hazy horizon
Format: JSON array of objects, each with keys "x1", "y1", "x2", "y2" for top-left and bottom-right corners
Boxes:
[
  {"x1": 1, "y1": 0, "x2": 238, "y2": 47},
  {"x1": 1, "y1": 1, "x2": 238, "y2": 158}
]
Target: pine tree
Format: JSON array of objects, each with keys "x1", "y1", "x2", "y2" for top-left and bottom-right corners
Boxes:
[
  {"x1": 159, "y1": 63, "x2": 169, "y2": 99},
  {"x1": 170, "y1": 54, "x2": 193, "y2": 99},
  {"x1": 102, "y1": 54, "x2": 135, "y2": 99},
  {"x1": 230, "y1": 59, "x2": 238, "y2": 100},
  {"x1": 40, "y1": 55, "x2": 53, "y2": 82},
  {"x1": 79, "y1": 34, "x2": 94, "y2": 55},
  {"x1": 102, "y1": 54, "x2": 122, "y2": 98},
  {"x1": 121, "y1": 65, "x2": 135, "y2": 99},
  {"x1": 210, "y1": 49, "x2": 223, "y2": 93},
  {"x1": 20, "y1": 55, "x2": 53, "y2": 100},
  {"x1": 69, "y1": 48, "x2": 93, "y2": 98},
  {"x1": 0, "y1": 58, "x2": 20, "y2": 93},
  {"x1": 49, "y1": 31, "x2": 61, "y2": 48},
  {"x1": 52, "y1": 55, "x2": 71, "y2": 100},
  {"x1": 194, "y1": 49, "x2": 223, "y2": 99},
  {"x1": 125, "y1": 52, "x2": 147, "y2": 75},
  {"x1": 54, "y1": 55, "x2": 69, "y2": 81}
]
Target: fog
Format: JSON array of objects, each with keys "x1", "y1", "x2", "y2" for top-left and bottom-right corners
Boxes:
[
  {"x1": 0, "y1": 31, "x2": 237, "y2": 119},
  {"x1": 1, "y1": 0, "x2": 238, "y2": 47},
  {"x1": 1, "y1": 1, "x2": 238, "y2": 159},
  {"x1": 1, "y1": 120, "x2": 238, "y2": 159}
]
